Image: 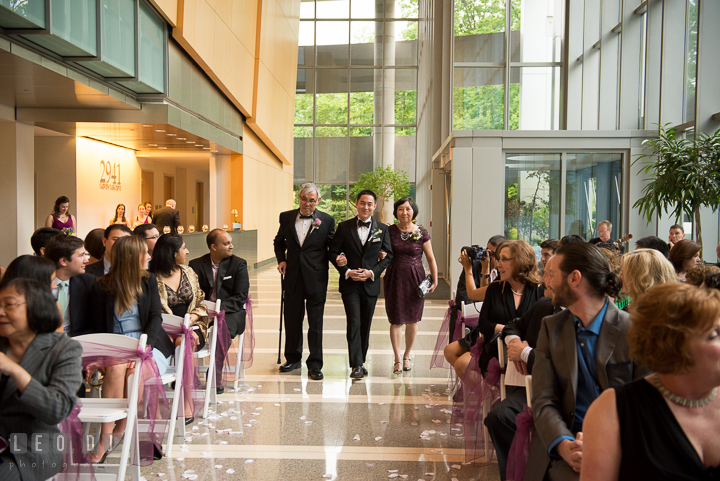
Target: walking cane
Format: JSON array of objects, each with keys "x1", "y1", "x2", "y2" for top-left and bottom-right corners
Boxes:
[{"x1": 277, "y1": 274, "x2": 284, "y2": 364}]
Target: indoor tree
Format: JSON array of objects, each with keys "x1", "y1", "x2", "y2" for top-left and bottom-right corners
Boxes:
[
  {"x1": 633, "y1": 123, "x2": 720, "y2": 249},
  {"x1": 351, "y1": 165, "x2": 410, "y2": 224}
]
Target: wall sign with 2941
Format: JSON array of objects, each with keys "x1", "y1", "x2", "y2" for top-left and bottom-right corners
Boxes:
[{"x1": 99, "y1": 160, "x2": 122, "y2": 190}]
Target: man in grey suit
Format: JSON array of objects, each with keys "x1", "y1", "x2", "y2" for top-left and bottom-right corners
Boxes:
[{"x1": 525, "y1": 243, "x2": 649, "y2": 481}]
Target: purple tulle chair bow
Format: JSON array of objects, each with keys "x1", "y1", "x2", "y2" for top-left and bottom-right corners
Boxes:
[
  {"x1": 506, "y1": 404, "x2": 534, "y2": 481},
  {"x1": 430, "y1": 300, "x2": 455, "y2": 370},
  {"x1": 162, "y1": 321, "x2": 204, "y2": 420},
  {"x1": 208, "y1": 308, "x2": 232, "y2": 389}
]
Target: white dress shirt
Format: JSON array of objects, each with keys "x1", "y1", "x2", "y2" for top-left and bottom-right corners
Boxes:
[
  {"x1": 344, "y1": 218, "x2": 375, "y2": 281},
  {"x1": 295, "y1": 211, "x2": 314, "y2": 247}
]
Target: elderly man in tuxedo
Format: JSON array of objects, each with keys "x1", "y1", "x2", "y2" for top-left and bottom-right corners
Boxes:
[
  {"x1": 189, "y1": 229, "x2": 249, "y2": 339},
  {"x1": 329, "y1": 190, "x2": 392, "y2": 379},
  {"x1": 525, "y1": 243, "x2": 649, "y2": 481},
  {"x1": 153, "y1": 199, "x2": 182, "y2": 234},
  {"x1": 273, "y1": 183, "x2": 335, "y2": 380}
]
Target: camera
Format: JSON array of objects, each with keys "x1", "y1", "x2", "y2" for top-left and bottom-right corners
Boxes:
[{"x1": 462, "y1": 245, "x2": 489, "y2": 261}]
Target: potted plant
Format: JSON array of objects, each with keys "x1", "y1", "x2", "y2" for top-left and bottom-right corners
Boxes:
[
  {"x1": 351, "y1": 165, "x2": 411, "y2": 224},
  {"x1": 633, "y1": 123, "x2": 720, "y2": 248}
]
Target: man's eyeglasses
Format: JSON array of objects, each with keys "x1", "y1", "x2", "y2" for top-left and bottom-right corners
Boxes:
[
  {"x1": 299, "y1": 197, "x2": 318, "y2": 205},
  {"x1": 146, "y1": 235, "x2": 160, "y2": 240}
]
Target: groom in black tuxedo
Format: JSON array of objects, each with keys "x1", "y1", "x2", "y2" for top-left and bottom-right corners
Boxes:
[
  {"x1": 329, "y1": 190, "x2": 393, "y2": 379},
  {"x1": 273, "y1": 183, "x2": 336, "y2": 380}
]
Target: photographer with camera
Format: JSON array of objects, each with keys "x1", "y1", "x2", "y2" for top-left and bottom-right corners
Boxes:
[{"x1": 457, "y1": 235, "x2": 504, "y2": 303}]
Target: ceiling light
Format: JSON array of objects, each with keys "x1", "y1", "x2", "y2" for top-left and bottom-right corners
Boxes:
[
  {"x1": 166, "y1": 133, "x2": 176, "y2": 136},
  {"x1": 143, "y1": 124, "x2": 152, "y2": 127},
  {"x1": 186, "y1": 141, "x2": 195, "y2": 144},
  {"x1": 177, "y1": 137, "x2": 186, "y2": 140},
  {"x1": 203, "y1": 147, "x2": 211, "y2": 150},
  {"x1": 148, "y1": 143, "x2": 157, "y2": 146},
  {"x1": 158, "y1": 147, "x2": 167, "y2": 149},
  {"x1": 155, "y1": 129, "x2": 165, "y2": 133}
]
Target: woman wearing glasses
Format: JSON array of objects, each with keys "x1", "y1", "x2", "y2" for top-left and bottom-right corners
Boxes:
[{"x1": 444, "y1": 240, "x2": 544, "y2": 378}]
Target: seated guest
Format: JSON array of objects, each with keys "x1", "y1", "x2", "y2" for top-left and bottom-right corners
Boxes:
[
  {"x1": 685, "y1": 264, "x2": 720, "y2": 287},
  {"x1": 581, "y1": 283, "x2": 720, "y2": 481},
  {"x1": 486, "y1": 272, "x2": 561, "y2": 481},
  {"x1": 30, "y1": 227, "x2": 62, "y2": 256},
  {"x1": 85, "y1": 224, "x2": 132, "y2": 277},
  {"x1": 87, "y1": 235, "x2": 174, "y2": 463},
  {"x1": 84, "y1": 228, "x2": 106, "y2": 264},
  {"x1": 559, "y1": 234, "x2": 586, "y2": 246},
  {"x1": 668, "y1": 223, "x2": 685, "y2": 248},
  {"x1": 148, "y1": 234, "x2": 208, "y2": 349},
  {"x1": 620, "y1": 249, "x2": 676, "y2": 304},
  {"x1": 525, "y1": 242, "x2": 650, "y2": 481},
  {"x1": 634, "y1": 235, "x2": 670, "y2": 258},
  {"x1": 3, "y1": 256, "x2": 62, "y2": 326},
  {"x1": 133, "y1": 223, "x2": 160, "y2": 256},
  {"x1": 0, "y1": 278, "x2": 83, "y2": 481},
  {"x1": 540, "y1": 239, "x2": 559, "y2": 270},
  {"x1": 444, "y1": 240, "x2": 543, "y2": 378},
  {"x1": 669, "y1": 239, "x2": 702, "y2": 282},
  {"x1": 44, "y1": 235, "x2": 95, "y2": 337},
  {"x1": 189, "y1": 229, "x2": 249, "y2": 339}
]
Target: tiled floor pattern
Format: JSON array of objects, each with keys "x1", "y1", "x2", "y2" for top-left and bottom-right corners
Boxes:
[{"x1": 127, "y1": 265, "x2": 498, "y2": 480}]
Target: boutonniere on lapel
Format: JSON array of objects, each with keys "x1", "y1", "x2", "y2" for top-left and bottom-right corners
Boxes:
[
  {"x1": 370, "y1": 227, "x2": 382, "y2": 242},
  {"x1": 310, "y1": 217, "x2": 322, "y2": 233}
]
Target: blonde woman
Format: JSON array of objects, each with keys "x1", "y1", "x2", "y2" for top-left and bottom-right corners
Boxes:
[{"x1": 621, "y1": 248, "x2": 677, "y2": 302}]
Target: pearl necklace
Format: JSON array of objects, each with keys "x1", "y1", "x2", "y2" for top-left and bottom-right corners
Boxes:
[{"x1": 652, "y1": 374, "x2": 718, "y2": 408}]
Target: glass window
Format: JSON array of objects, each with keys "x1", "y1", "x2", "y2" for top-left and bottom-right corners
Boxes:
[
  {"x1": 684, "y1": 0, "x2": 698, "y2": 123},
  {"x1": 509, "y1": 0, "x2": 562, "y2": 63},
  {"x1": 350, "y1": 0, "x2": 375, "y2": 19},
  {"x1": 504, "y1": 153, "x2": 561, "y2": 244},
  {"x1": 565, "y1": 153, "x2": 623, "y2": 240},
  {"x1": 79, "y1": 0, "x2": 135, "y2": 78},
  {"x1": 393, "y1": 21, "x2": 418, "y2": 66},
  {"x1": 300, "y1": 1, "x2": 315, "y2": 19},
  {"x1": 318, "y1": 184, "x2": 349, "y2": 225},
  {"x1": 294, "y1": 127, "x2": 314, "y2": 182},
  {"x1": 510, "y1": 66, "x2": 561, "y2": 130},
  {"x1": 125, "y1": 2, "x2": 165, "y2": 93},
  {"x1": 0, "y1": 0, "x2": 45, "y2": 28},
  {"x1": 298, "y1": 21, "x2": 315, "y2": 66},
  {"x1": 351, "y1": 21, "x2": 381, "y2": 66},
  {"x1": 394, "y1": 68, "x2": 417, "y2": 125},
  {"x1": 453, "y1": 67, "x2": 505, "y2": 130},
  {"x1": 316, "y1": 69, "x2": 348, "y2": 124},
  {"x1": 350, "y1": 69, "x2": 376, "y2": 125},
  {"x1": 317, "y1": 0, "x2": 349, "y2": 19},
  {"x1": 23, "y1": 0, "x2": 97, "y2": 56},
  {"x1": 393, "y1": 0, "x2": 418, "y2": 19},
  {"x1": 349, "y1": 131, "x2": 374, "y2": 182},
  {"x1": 453, "y1": 0, "x2": 506, "y2": 63},
  {"x1": 316, "y1": 127, "x2": 348, "y2": 183},
  {"x1": 295, "y1": 69, "x2": 314, "y2": 124},
  {"x1": 317, "y1": 21, "x2": 349, "y2": 66},
  {"x1": 394, "y1": 127, "x2": 416, "y2": 182}
]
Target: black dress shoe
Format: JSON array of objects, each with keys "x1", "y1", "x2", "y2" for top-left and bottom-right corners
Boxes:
[
  {"x1": 350, "y1": 366, "x2": 364, "y2": 379},
  {"x1": 308, "y1": 369, "x2": 324, "y2": 380},
  {"x1": 361, "y1": 366, "x2": 368, "y2": 376},
  {"x1": 279, "y1": 361, "x2": 302, "y2": 372},
  {"x1": 216, "y1": 386, "x2": 224, "y2": 394},
  {"x1": 185, "y1": 417, "x2": 195, "y2": 426}
]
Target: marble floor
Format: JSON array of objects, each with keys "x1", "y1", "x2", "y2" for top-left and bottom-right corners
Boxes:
[{"x1": 131, "y1": 264, "x2": 499, "y2": 480}]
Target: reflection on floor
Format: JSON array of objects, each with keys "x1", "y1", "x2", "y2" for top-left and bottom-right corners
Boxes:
[{"x1": 130, "y1": 264, "x2": 499, "y2": 480}]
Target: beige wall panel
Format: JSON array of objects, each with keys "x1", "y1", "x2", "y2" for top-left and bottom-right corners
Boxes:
[
  {"x1": 212, "y1": 16, "x2": 232, "y2": 90},
  {"x1": 35, "y1": 136, "x2": 77, "y2": 230},
  {"x1": 148, "y1": 0, "x2": 178, "y2": 26},
  {"x1": 249, "y1": 62, "x2": 294, "y2": 163},
  {"x1": 230, "y1": 38, "x2": 256, "y2": 115},
  {"x1": 215, "y1": 0, "x2": 232, "y2": 24},
  {"x1": 259, "y1": 0, "x2": 298, "y2": 96},
  {"x1": 75, "y1": 138, "x2": 141, "y2": 239},
  {"x1": 276, "y1": 0, "x2": 301, "y2": 40},
  {"x1": 232, "y1": 0, "x2": 258, "y2": 54},
  {"x1": 230, "y1": 154, "x2": 243, "y2": 227},
  {"x1": 241, "y1": 129, "x2": 292, "y2": 261}
]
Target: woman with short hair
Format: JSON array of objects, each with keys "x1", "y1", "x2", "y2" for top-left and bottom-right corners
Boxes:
[
  {"x1": 581, "y1": 283, "x2": 720, "y2": 481},
  {"x1": 669, "y1": 239, "x2": 702, "y2": 282},
  {"x1": 0, "y1": 278, "x2": 83, "y2": 480}
]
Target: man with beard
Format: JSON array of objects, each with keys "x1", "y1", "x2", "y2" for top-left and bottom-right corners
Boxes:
[{"x1": 525, "y1": 243, "x2": 649, "y2": 481}]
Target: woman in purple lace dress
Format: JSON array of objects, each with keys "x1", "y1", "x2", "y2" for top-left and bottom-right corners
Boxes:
[
  {"x1": 44, "y1": 196, "x2": 76, "y2": 235},
  {"x1": 384, "y1": 197, "x2": 438, "y2": 374}
]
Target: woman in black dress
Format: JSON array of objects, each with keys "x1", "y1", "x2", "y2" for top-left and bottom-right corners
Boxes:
[
  {"x1": 444, "y1": 240, "x2": 543, "y2": 378},
  {"x1": 581, "y1": 283, "x2": 720, "y2": 481},
  {"x1": 383, "y1": 197, "x2": 438, "y2": 374}
]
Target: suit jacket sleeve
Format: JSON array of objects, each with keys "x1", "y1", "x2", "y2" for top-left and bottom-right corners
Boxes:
[
  {"x1": 223, "y1": 258, "x2": 249, "y2": 313},
  {"x1": 274, "y1": 212, "x2": 288, "y2": 264},
  {"x1": 477, "y1": 283, "x2": 500, "y2": 340},
  {"x1": 371, "y1": 225, "x2": 393, "y2": 279},
  {"x1": 174, "y1": 210, "x2": 181, "y2": 228},
  {"x1": 325, "y1": 214, "x2": 336, "y2": 262},
  {"x1": 531, "y1": 316, "x2": 574, "y2": 448},
  {"x1": 328, "y1": 222, "x2": 348, "y2": 275},
  {"x1": 88, "y1": 281, "x2": 109, "y2": 334},
  {"x1": 17, "y1": 337, "x2": 82, "y2": 425},
  {"x1": 503, "y1": 307, "x2": 536, "y2": 373}
]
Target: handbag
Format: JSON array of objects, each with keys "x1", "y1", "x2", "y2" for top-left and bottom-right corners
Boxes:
[{"x1": 416, "y1": 275, "x2": 433, "y2": 298}]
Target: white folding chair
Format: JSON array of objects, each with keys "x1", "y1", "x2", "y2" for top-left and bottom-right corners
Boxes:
[
  {"x1": 460, "y1": 300, "x2": 482, "y2": 337},
  {"x1": 497, "y1": 337, "x2": 507, "y2": 401},
  {"x1": 72, "y1": 334, "x2": 147, "y2": 481},
  {"x1": 525, "y1": 375, "x2": 533, "y2": 408},
  {"x1": 160, "y1": 313, "x2": 191, "y2": 457},
  {"x1": 202, "y1": 299, "x2": 221, "y2": 418}
]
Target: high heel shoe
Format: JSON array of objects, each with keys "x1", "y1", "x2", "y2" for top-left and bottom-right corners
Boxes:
[
  {"x1": 403, "y1": 358, "x2": 412, "y2": 371},
  {"x1": 393, "y1": 361, "x2": 402, "y2": 375}
]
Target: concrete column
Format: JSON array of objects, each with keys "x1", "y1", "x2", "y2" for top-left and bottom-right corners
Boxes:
[
  {"x1": 0, "y1": 121, "x2": 35, "y2": 267},
  {"x1": 374, "y1": 0, "x2": 396, "y2": 222},
  {"x1": 209, "y1": 154, "x2": 232, "y2": 230}
]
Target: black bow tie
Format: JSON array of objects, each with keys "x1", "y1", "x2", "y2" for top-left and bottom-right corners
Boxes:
[
  {"x1": 299, "y1": 214, "x2": 314, "y2": 219},
  {"x1": 358, "y1": 220, "x2": 371, "y2": 228}
]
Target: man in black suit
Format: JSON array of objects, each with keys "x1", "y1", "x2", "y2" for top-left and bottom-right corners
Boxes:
[
  {"x1": 329, "y1": 190, "x2": 393, "y2": 379},
  {"x1": 273, "y1": 183, "x2": 335, "y2": 380},
  {"x1": 153, "y1": 199, "x2": 182, "y2": 234},
  {"x1": 45, "y1": 235, "x2": 96, "y2": 337},
  {"x1": 485, "y1": 292, "x2": 560, "y2": 480},
  {"x1": 189, "y1": 229, "x2": 249, "y2": 339},
  {"x1": 85, "y1": 224, "x2": 132, "y2": 277}
]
